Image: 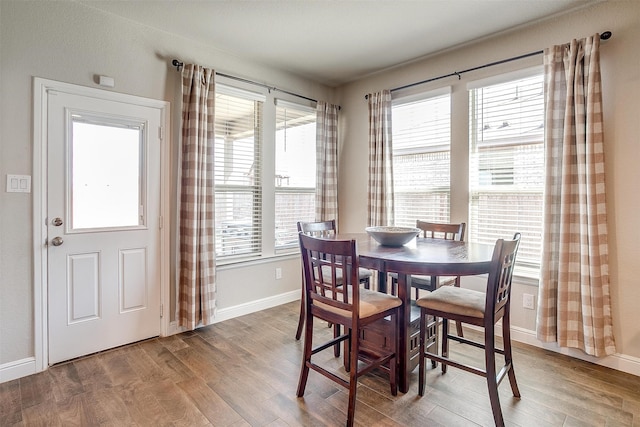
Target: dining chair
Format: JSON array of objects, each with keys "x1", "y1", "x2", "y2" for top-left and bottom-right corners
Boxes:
[
  {"x1": 390, "y1": 220, "x2": 466, "y2": 337},
  {"x1": 297, "y1": 233, "x2": 401, "y2": 427},
  {"x1": 294, "y1": 220, "x2": 372, "y2": 342},
  {"x1": 416, "y1": 233, "x2": 521, "y2": 427}
]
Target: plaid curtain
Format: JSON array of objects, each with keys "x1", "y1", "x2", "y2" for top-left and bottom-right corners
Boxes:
[
  {"x1": 367, "y1": 90, "x2": 394, "y2": 226},
  {"x1": 178, "y1": 64, "x2": 217, "y2": 329},
  {"x1": 315, "y1": 101, "x2": 339, "y2": 223},
  {"x1": 536, "y1": 35, "x2": 616, "y2": 356}
]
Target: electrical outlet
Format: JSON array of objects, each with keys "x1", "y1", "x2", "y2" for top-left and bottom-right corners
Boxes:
[
  {"x1": 523, "y1": 293, "x2": 535, "y2": 310},
  {"x1": 275, "y1": 267, "x2": 282, "y2": 279}
]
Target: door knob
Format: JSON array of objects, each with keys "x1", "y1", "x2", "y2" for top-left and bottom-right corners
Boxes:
[
  {"x1": 51, "y1": 237, "x2": 64, "y2": 246},
  {"x1": 51, "y1": 217, "x2": 63, "y2": 226}
]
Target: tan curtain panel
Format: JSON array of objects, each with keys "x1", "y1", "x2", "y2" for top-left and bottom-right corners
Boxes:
[
  {"x1": 536, "y1": 34, "x2": 616, "y2": 356},
  {"x1": 178, "y1": 64, "x2": 217, "y2": 330},
  {"x1": 315, "y1": 101, "x2": 339, "y2": 223},
  {"x1": 367, "y1": 90, "x2": 394, "y2": 226}
]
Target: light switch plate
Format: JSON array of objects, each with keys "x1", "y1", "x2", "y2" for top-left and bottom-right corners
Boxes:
[{"x1": 6, "y1": 174, "x2": 31, "y2": 193}]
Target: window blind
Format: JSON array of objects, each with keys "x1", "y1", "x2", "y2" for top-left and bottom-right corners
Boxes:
[
  {"x1": 214, "y1": 87, "x2": 264, "y2": 258},
  {"x1": 392, "y1": 92, "x2": 451, "y2": 226},
  {"x1": 468, "y1": 73, "x2": 544, "y2": 276},
  {"x1": 274, "y1": 100, "x2": 317, "y2": 249}
]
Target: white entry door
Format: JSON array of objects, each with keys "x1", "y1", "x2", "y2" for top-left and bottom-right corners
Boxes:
[{"x1": 47, "y1": 89, "x2": 163, "y2": 364}]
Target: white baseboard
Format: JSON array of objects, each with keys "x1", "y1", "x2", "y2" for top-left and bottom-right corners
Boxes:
[
  {"x1": 510, "y1": 326, "x2": 640, "y2": 377},
  {"x1": 163, "y1": 289, "x2": 301, "y2": 336},
  {"x1": 212, "y1": 290, "x2": 300, "y2": 323},
  {"x1": 0, "y1": 357, "x2": 36, "y2": 383},
  {"x1": 466, "y1": 322, "x2": 640, "y2": 377}
]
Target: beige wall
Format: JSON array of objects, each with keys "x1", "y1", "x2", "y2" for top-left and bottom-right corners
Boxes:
[
  {"x1": 337, "y1": 1, "x2": 640, "y2": 360},
  {"x1": 0, "y1": 1, "x2": 334, "y2": 367}
]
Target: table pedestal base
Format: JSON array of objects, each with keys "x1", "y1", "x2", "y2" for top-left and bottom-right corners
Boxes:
[{"x1": 360, "y1": 301, "x2": 438, "y2": 392}]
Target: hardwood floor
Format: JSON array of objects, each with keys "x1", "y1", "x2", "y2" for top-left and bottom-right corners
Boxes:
[{"x1": 1, "y1": 301, "x2": 638, "y2": 426}]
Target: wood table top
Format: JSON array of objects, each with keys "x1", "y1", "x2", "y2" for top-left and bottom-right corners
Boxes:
[{"x1": 333, "y1": 233, "x2": 495, "y2": 276}]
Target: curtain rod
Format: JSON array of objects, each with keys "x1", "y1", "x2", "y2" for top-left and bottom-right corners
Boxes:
[
  {"x1": 171, "y1": 59, "x2": 322, "y2": 106},
  {"x1": 365, "y1": 31, "x2": 612, "y2": 99}
]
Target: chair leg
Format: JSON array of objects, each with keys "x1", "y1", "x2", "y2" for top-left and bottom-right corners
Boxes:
[
  {"x1": 334, "y1": 324, "x2": 341, "y2": 357},
  {"x1": 344, "y1": 328, "x2": 352, "y2": 372},
  {"x1": 295, "y1": 287, "x2": 305, "y2": 340},
  {"x1": 484, "y1": 326, "x2": 505, "y2": 427},
  {"x1": 441, "y1": 318, "x2": 449, "y2": 374},
  {"x1": 503, "y1": 311, "x2": 521, "y2": 398},
  {"x1": 453, "y1": 281, "x2": 464, "y2": 338},
  {"x1": 418, "y1": 309, "x2": 427, "y2": 396},
  {"x1": 455, "y1": 320, "x2": 464, "y2": 338},
  {"x1": 431, "y1": 315, "x2": 438, "y2": 369},
  {"x1": 346, "y1": 326, "x2": 360, "y2": 427},
  {"x1": 296, "y1": 313, "x2": 313, "y2": 397},
  {"x1": 390, "y1": 311, "x2": 399, "y2": 396}
]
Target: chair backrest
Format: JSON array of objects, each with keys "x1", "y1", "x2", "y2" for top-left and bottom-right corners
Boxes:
[
  {"x1": 416, "y1": 220, "x2": 466, "y2": 241},
  {"x1": 298, "y1": 233, "x2": 360, "y2": 320},
  {"x1": 297, "y1": 220, "x2": 337, "y2": 238},
  {"x1": 486, "y1": 233, "x2": 521, "y2": 322},
  {"x1": 298, "y1": 220, "x2": 338, "y2": 262}
]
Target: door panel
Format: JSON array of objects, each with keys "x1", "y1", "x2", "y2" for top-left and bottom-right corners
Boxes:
[
  {"x1": 47, "y1": 90, "x2": 162, "y2": 364},
  {"x1": 67, "y1": 252, "x2": 101, "y2": 323},
  {"x1": 119, "y1": 248, "x2": 147, "y2": 312}
]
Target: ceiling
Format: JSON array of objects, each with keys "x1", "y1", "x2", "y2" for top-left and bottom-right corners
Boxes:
[{"x1": 77, "y1": 0, "x2": 600, "y2": 87}]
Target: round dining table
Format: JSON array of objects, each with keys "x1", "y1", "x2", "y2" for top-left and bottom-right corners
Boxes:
[{"x1": 335, "y1": 233, "x2": 496, "y2": 393}]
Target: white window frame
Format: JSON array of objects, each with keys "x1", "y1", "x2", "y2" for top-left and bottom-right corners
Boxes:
[
  {"x1": 213, "y1": 84, "x2": 265, "y2": 261},
  {"x1": 274, "y1": 98, "x2": 317, "y2": 252},
  {"x1": 467, "y1": 67, "x2": 544, "y2": 279},
  {"x1": 213, "y1": 77, "x2": 318, "y2": 264},
  {"x1": 391, "y1": 87, "x2": 452, "y2": 226}
]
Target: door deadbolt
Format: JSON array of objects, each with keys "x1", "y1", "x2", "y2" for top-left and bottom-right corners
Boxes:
[
  {"x1": 51, "y1": 237, "x2": 64, "y2": 246},
  {"x1": 51, "y1": 217, "x2": 63, "y2": 226}
]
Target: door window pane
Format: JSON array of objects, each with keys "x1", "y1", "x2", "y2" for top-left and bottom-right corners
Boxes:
[{"x1": 71, "y1": 120, "x2": 143, "y2": 230}]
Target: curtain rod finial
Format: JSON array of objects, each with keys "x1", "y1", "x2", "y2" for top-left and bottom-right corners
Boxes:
[
  {"x1": 601, "y1": 31, "x2": 612, "y2": 40},
  {"x1": 172, "y1": 59, "x2": 183, "y2": 69}
]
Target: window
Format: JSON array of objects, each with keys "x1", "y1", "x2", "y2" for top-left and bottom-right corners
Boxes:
[
  {"x1": 213, "y1": 81, "x2": 317, "y2": 261},
  {"x1": 214, "y1": 86, "x2": 263, "y2": 258},
  {"x1": 274, "y1": 100, "x2": 317, "y2": 249},
  {"x1": 392, "y1": 90, "x2": 451, "y2": 226},
  {"x1": 468, "y1": 71, "x2": 544, "y2": 276}
]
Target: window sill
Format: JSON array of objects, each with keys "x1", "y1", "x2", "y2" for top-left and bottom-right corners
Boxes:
[
  {"x1": 513, "y1": 268, "x2": 540, "y2": 286},
  {"x1": 215, "y1": 251, "x2": 299, "y2": 271}
]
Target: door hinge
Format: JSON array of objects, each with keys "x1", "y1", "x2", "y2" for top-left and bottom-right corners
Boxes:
[
  {"x1": 160, "y1": 303, "x2": 164, "y2": 318},
  {"x1": 159, "y1": 215, "x2": 163, "y2": 229},
  {"x1": 158, "y1": 126, "x2": 164, "y2": 140}
]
